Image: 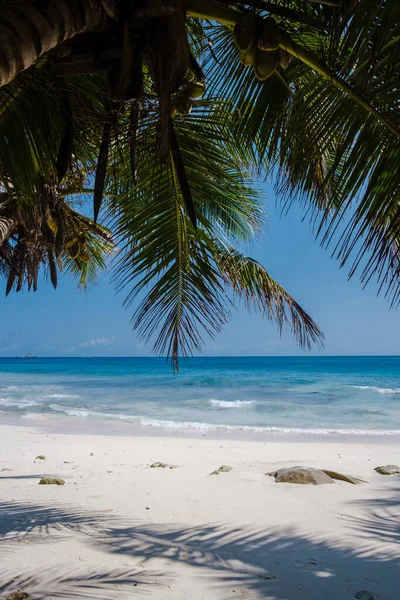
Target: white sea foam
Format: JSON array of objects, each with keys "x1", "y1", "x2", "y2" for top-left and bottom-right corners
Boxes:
[
  {"x1": 351, "y1": 385, "x2": 400, "y2": 394},
  {"x1": 137, "y1": 418, "x2": 400, "y2": 436},
  {"x1": 49, "y1": 404, "x2": 134, "y2": 421},
  {"x1": 44, "y1": 394, "x2": 81, "y2": 399},
  {"x1": 209, "y1": 399, "x2": 256, "y2": 408},
  {"x1": 45, "y1": 404, "x2": 400, "y2": 436},
  {"x1": 0, "y1": 397, "x2": 42, "y2": 409}
]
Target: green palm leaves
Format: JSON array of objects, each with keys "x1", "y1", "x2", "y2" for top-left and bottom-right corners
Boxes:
[
  {"x1": 110, "y1": 103, "x2": 322, "y2": 368},
  {"x1": 0, "y1": 0, "x2": 398, "y2": 367}
]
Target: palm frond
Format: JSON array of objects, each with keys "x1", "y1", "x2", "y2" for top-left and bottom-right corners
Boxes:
[
  {"x1": 212, "y1": 241, "x2": 324, "y2": 350},
  {"x1": 112, "y1": 163, "x2": 229, "y2": 372},
  {"x1": 0, "y1": 194, "x2": 113, "y2": 294},
  {"x1": 201, "y1": 7, "x2": 400, "y2": 306},
  {"x1": 109, "y1": 103, "x2": 258, "y2": 369}
]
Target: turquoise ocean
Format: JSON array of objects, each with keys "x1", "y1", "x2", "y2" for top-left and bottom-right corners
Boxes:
[{"x1": 0, "y1": 356, "x2": 399, "y2": 435}]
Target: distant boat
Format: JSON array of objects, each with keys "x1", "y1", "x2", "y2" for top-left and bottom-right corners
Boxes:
[{"x1": 23, "y1": 353, "x2": 38, "y2": 359}]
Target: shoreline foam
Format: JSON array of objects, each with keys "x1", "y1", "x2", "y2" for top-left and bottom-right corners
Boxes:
[{"x1": 1, "y1": 412, "x2": 399, "y2": 444}]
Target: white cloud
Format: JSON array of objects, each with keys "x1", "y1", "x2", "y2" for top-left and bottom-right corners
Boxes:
[{"x1": 67, "y1": 336, "x2": 115, "y2": 353}]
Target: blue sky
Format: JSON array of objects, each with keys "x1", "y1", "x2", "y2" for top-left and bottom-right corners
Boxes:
[{"x1": 1, "y1": 183, "x2": 399, "y2": 357}]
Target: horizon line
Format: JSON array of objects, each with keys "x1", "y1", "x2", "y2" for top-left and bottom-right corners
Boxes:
[{"x1": 1, "y1": 354, "x2": 400, "y2": 359}]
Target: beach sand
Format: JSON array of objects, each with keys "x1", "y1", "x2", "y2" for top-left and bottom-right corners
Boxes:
[{"x1": 0, "y1": 418, "x2": 399, "y2": 599}]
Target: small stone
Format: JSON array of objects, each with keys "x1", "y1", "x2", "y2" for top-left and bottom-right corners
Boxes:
[
  {"x1": 63, "y1": 461, "x2": 72, "y2": 464},
  {"x1": 1, "y1": 468, "x2": 12, "y2": 472},
  {"x1": 258, "y1": 573, "x2": 276, "y2": 580},
  {"x1": 218, "y1": 465, "x2": 232, "y2": 472},
  {"x1": 169, "y1": 465, "x2": 178, "y2": 469},
  {"x1": 145, "y1": 506, "x2": 150, "y2": 510},
  {"x1": 355, "y1": 591, "x2": 375, "y2": 600},
  {"x1": 6, "y1": 591, "x2": 30, "y2": 600},
  {"x1": 150, "y1": 462, "x2": 168, "y2": 468},
  {"x1": 90, "y1": 453, "x2": 94, "y2": 456},
  {"x1": 35, "y1": 455, "x2": 46, "y2": 460},
  {"x1": 210, "y1": 465, "x2": 232, "y2": 475},
  {"x1": 39, "y1": 477, "x2": 65, "y2": 486},
  {"x1": 374, "y1": 465, "x2": 400, "y2": 475}
]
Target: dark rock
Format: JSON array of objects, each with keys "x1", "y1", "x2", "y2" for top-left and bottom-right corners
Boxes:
[
  {"x1": 355, "y1": 591, "x2": 375, "y2": 600},
  {"x1": 269, "y1": 466, "x2": 334, "y2": 485},
  {"x1": 38, "y1": 477, "x2": 65, "y2": 486},
  {"x1": 150, "y1": 462, "x2": 168, "y2": 468},
  {"x1": 6, "y1": 591, "x2": 30, "y2": 600},
  {"x1": 374, "y1": 465, "x2": 400, "y2": 475},
  {"x1": 1, "y1": 468, "x2": 12, "y2": 472},
  {"x1": 35, "y1": 455, "x2": 46, "y2": 460}
]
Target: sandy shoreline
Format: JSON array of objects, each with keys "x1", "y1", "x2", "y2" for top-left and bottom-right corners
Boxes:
[
  {"x1": 2, "y1": 412, "x2": 400, "y2": 443},
  {"x1": 0, "y1": 419, "x2": 399, "y2": 599}
]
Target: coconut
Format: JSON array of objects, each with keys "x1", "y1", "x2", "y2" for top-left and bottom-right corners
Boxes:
[
  {"x1": 78, "y1": 249, "x2": 91, "y2": 262},
  {"x1": 279, "y1": 48, "x2": 292, "y2": 69},
  {"x1": 187, "y1": 81, "x2": 206, "y2": 98},
  {"x1": 173, "y1": 91, "x2": 193, "y2": 115},
  {"x1": 239, "y1": 47, "x2": 255, "y2": 67},
  {"x1": 253, "y1": 48, "x2": 279, "y2": 81},
  {"x1": 67, "y1": 241, "x2": 80, "y2": 260},
  {"x1": 257, "y1": 17, "x2": 280, "y2": 51},
  {"x1": 233, "y1": 11, "x2": 258, "y2": 52}
]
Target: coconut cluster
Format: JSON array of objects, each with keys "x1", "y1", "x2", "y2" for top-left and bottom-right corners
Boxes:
[
  {"x1": 233, "y1": 12, "x2": 291, "y2": 80},
  {"x1": 171, "y1": 80, "x2": 206, "y2": 117}
]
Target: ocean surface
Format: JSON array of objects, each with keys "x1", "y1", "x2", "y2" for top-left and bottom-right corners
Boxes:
[{"x1": 0, "y1": 356, "x2": 399, "y2": 436}]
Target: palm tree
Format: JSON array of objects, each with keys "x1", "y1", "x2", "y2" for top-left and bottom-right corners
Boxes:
[{"x1": 0, "y1": 1, "x2": 398, "y2": 367}]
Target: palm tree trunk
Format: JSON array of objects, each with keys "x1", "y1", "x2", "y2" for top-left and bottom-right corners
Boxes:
[
  {"x1": 0, "y1": 215, "x2": 16, "y2": 244},
  {"x1": 0, "y1": 0, "x2": 116, "y2": 88},
  {"x1": 0, "y1": 199, "x2": 16, "y2": 244}
]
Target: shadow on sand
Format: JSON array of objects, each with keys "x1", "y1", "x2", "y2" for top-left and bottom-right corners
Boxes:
[{"x1": 0, "y1": 480, "x2": 398, "y2": 599}]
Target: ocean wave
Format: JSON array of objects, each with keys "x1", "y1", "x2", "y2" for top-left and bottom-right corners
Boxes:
[
  {"x1": 44, "y1": 394, "x2": 81, "y2": 399},
  {"x1": 351, "y1": 385, "x2": 400, "y2": 394},
  {"x1": 209, "y1": 399, "x2": 256, "y2": 408},
  {"x1": 0, "y1": 397, "x2": 43, "y2": 409},
  {"x1": 44, "y1": 404, "x2": 400, "y2": 436},
  {"x1": 49, "y1": 404, "x2": 134, "y2": 421},
  {"x1": 137, "y1": 419, "x2": 400, "y2": 436}
]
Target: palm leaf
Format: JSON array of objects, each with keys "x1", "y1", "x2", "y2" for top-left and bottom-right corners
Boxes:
[
  {"x1": 200, "y1": 7, "x2": 400, "y2": 306},
  {"x1": 212, "y1": 241, "x2": 324, "y2": 350}
]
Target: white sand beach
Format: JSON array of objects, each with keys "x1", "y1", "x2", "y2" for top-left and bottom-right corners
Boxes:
[{"x1": 0, "y1": 418, "x2": 399, "y2": 600}]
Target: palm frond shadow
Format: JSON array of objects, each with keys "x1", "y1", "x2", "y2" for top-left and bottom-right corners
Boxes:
[
  {"x1": 0, "y1": 502, "x2": 168, "y2": 598},
  {"x1": 95, "y1": 520, "x2": 400, "y2": 598},
  {"x1": 343, "y1": 481, "x2": 400, "y2": 547},
  {"x1": 0, "y1": 567, "x2": 164, "y2": 599},
  {"x1": 0, "y1": 500, "x2": 109, "y2": 540},
  {"x1": 0, "y1": 474, "x2": 49, "y2": 481},
  {"x1": 0, "y1": 496, "x2": 399, "y2": 599}
]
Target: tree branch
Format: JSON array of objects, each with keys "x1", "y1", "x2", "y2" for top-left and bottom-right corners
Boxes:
[{"x1": 233, "y1": 0, "x2": 328, "y2": 31}]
